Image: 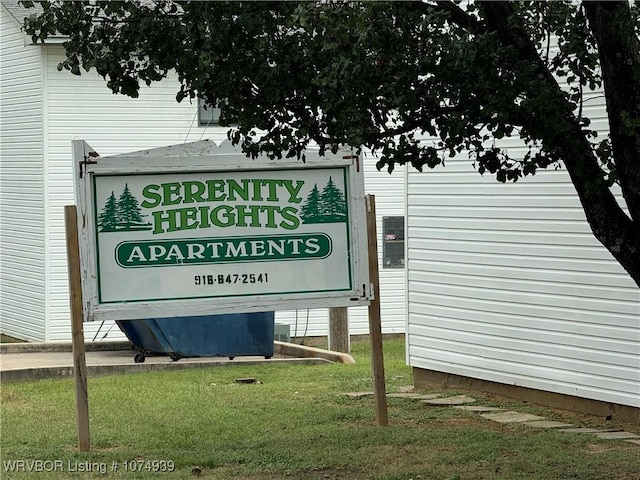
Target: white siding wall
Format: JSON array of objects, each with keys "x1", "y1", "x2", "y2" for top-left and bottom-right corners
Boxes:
[
  {"x1": 40, "y1": 46, "x2": 406, "y2": 342},
  {"x1": 0, "y1": 6, "x2": 46, "y2": 341},
  {"x1": 406, "y1": 96, "x2": 640, "y2": 407},
  {"x1": 44, "y1": 46, "x2": 228, "y2": 342},
  {"x1": 351, "y1": 157, "x2": 406, "y2": 335}
]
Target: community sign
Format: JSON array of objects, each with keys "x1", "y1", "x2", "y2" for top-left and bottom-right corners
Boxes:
[{"x1": 73, "y1": 140, "x2": 371, "y2": 322}]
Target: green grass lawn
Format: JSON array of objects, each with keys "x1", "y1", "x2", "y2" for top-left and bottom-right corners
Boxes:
[
  {"x1": 0, "y1": 335, "x2": 25, "y2": 343},
  {"x1": 1, "y1": 339, "x2": 638, "y2": 479}
]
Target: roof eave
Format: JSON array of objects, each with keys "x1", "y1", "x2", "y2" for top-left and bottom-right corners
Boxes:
[
  {"x1": 25, "y1": 35, "x2": 67, "y2": 46},
  {"x1": 1, "y1": 1, "x2": 67, "y2": 46}
]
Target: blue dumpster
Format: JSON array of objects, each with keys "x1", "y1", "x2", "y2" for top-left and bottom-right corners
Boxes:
[{"x1": 116, "y1": 312, "x2": 275, "y2": 363}]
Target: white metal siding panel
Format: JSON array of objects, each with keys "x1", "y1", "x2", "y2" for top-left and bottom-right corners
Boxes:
[
  {"x1": 349, "y1": 155, "x2": 406, "y2": 335},
  {"x1": 44, "y1": 47, "x2": 230, "y2": 342},
  {"x1": 43, "y1": 47, "x2": 406, "y2": 342},
  {"x1": 406, "y1": 97, "x2": 640, "y2": 407},
  {"x1": 277, "y1": 309, "x2": 331, "y2": 339},
  {"x1": 0, "y1": 6, "x2": 46, "y2": 341}
]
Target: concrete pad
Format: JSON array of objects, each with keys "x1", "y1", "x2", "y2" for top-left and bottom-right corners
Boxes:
[
  {"x1": 1, "y1": 357, "x2": 330, "y2": 382},
  {"x1": 522, "y1": 421, "x2": 574, "y2": 429},
  {"x1": 0, "y1": 341, "x2": 131, "y2": 354},
  {"x1": 480, "y1": 411, "x2": 546, "y2": 423},
  {"x1": 422, "y1": 395, "x2": 476, "y2": 406},
  {"x1": 454, "y1": 406, "x2": 505, "y2": 413},
  {"x1": 0, "y1": 347, "x2": 331, "y2": 383},
  {"x1": 593, "y1": 431, "x2": 640, "y2": 440}
]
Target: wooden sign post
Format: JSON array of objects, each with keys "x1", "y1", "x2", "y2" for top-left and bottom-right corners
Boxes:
[
  {"x1": 328, "y1": 307, "x2": 349, "y2": 353},
  {"x1": 64, "y1": 205, "x2": 90, "y2": 451},
  {"x1": 365, "y1": 195, "x2": 388, "y2": 426}
]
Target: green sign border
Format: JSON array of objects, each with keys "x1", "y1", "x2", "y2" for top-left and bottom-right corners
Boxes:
[
  {"x1": 114, "y1": 233, "x2": 333, "y2": 268},
  {"x1": 92, "y1": 167, "x2": 354, "y2": 304}
]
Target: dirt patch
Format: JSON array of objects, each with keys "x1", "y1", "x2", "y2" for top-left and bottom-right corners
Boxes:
[
  {"x1": 0, "y1": 391, "x2": 22, "y2": 403},
  {"x1": 422, "y1": 415, "x2": 509, "y2": 434},
  {"x1": 584, "y1": 443, "x2": 621, "y2": 454}
]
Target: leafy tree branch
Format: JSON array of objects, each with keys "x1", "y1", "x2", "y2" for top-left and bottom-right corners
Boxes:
[{"x1": 20, "y1": 0, "x2": 640, "y2": 286}]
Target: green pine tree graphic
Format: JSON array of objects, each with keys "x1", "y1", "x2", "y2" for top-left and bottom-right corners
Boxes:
[
  {"x1": 319, "y1": 176, "x2": 346, "y2": 217},
  {"x1": 98, "y1": 184, "x2": 152, "y2": 232},
  {"x1": 301, "y1": 184, "x2": 322, "y2": 221},
  {"x1": 300, "y1": 177, "x2": 347, "y2": 224},
  {"x1": 98, "y1": 191, "x2": 118, "y2": 232}
]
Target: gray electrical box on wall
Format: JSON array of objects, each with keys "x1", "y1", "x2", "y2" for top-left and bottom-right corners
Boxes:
[{"x1": 382, "y1": 216, "x2": 405, "y2": 268}]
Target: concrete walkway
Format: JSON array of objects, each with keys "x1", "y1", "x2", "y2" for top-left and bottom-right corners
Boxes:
[{"x1": 0, "y1": 340, "x2": 350, "y2": 382}]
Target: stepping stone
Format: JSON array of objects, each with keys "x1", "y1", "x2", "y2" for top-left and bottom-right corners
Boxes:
[
  {"x1": 481, "y1": 411, "x2": 546, "y2": 423},
  {"x1": 422, "y1": 395, "x2": 476, "y2": 406},
  {"x1": 560, "y1": 428, "x2": 618, "y2": 434},
  {"x1": 387, "y1": 393, "x2": 440, "y2": 399},
  {"x1": 387, "y1": 393, "x2": 423, "y2": 398},
  {"x1": 455, "y1": 406, "x2": 505, "y2": 413},
  {"x1": 523, "y1": 421, "x2": 574, "y2": 429},
  {"x1": 344, "y1": 392, "x2": 374, "y2": 399},
  {"x1": 593, "y1": 431, "x2": 640, "y2": 440}
]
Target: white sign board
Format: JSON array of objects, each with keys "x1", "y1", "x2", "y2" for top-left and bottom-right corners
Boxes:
[{"x1": 73, "y1": 140, "x2": 371, "y2": 321}]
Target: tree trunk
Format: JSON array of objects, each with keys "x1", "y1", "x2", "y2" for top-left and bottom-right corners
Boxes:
[
  {"x1": 583, "y1": 2, "x2": 640, "y2": 224},
  {"x1": 481, "y1": 1, "x2": 640, "y2": 288},
  {"x1": 555, "y1": 124, "x2": 640, "y2": 288}
]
